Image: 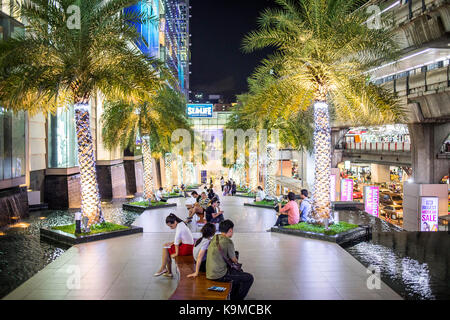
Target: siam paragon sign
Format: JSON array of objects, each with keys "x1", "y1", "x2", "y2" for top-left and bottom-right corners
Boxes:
[{"x1": 187, "y1": 104, "x2": 213, "y2": 118}]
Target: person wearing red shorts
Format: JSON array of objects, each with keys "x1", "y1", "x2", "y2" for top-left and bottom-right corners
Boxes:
[{"x1": 154, "y1": 213, "x2": 194, "y2": 278}]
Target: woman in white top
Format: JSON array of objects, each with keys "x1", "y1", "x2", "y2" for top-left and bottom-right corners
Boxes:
[
  {"x1": 256, "y1": 186, "x2": 266, "y2": 201},
  {"x1": 187, "y1": 223, "x2": 216, "y2": 278},
  {"x1": 154, "y1": 213, "x2": 194, "y2": 278}
]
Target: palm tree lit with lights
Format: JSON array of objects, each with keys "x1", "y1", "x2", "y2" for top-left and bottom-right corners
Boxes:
[
  {"x1": 102, "y1": 87, "x2": 191, "y2": 200},
  {"x1": 242, "y1": 0, "x2": 405, "y2": 223},
  {"x1": 0, "y1": 0, "x2": 162, "y2": 226}
]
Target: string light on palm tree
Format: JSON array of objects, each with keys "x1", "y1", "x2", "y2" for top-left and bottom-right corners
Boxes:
[
  {"x1": 236, "y1": 155, "x2": 245, "y2": 187},
  {"x1": 185, "y1": 161, "x2": 194, "y2": 186},
  {"x1": 75, "y1": 102, "x2": 104, "y2": 225},
  {"x1": 249, "y1": 152, "x2": 258, "y2": 190},
  {"x1": 313, "y1": 101, "x2": 332, "y2": 222},
  {"x1": 141, "y1": 135, "x2": 154, "y2": 200},
  {"x1": 266, "y1": 143, "x2": 277, "y2": 197},
  {"x1": 165, "y1": 152, "x2": 173, "y2": 191},
  {"x1": 177, "y1": 155, "x2": 183, "y2": 186}
]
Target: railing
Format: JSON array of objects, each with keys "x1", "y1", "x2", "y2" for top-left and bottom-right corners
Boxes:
[{"x1": 345, "y1": 142, "x2": 411, "y2": 152}]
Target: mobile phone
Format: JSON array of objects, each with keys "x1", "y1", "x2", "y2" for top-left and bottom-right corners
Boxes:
[{"x1": 208, "y1": 286, "x2": 226, "y2": 292}]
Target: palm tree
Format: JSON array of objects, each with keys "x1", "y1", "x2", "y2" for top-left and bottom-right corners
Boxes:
[
  {"x1": 242, "y1": 0, "x2": 405, "y2": 223},
  {"x1": 0, "y1": 0, "x2": 163, "y2": 226},
  {"x1": 102, "y1": 86, "x2": 192, "y2": 199}
]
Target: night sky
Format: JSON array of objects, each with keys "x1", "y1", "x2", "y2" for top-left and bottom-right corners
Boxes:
[{"x1": 189, "y1": 0, "x2": 275, "y2": 101}]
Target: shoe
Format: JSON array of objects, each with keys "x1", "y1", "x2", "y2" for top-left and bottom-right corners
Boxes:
[
  {"x1": 163, "y1": 273, "x2": 173, "y2": 278},
  {"x1": 153, "y1": 269, "x2": 168, "y2": 277}
]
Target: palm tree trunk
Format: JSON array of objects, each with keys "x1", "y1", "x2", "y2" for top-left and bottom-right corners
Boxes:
[
  {"x1": 74, "y1": 103, "x2": 104, "y2": 226},
  {"x1": 141, "y1": 136, "x2": 154, "y2": 199},
  {"x1": 312, "y1": 101, "x2": 331, "y2": 223},
  {"x1": 164, "y1": 152, "x2": 172, "y2": 190},
  {"x1": 249, "y1": 152, "x2": 258, "y2": 191}
]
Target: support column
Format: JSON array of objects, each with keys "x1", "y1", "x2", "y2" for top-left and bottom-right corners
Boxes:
[
  {"x1": 404, "y1": 122, "x2": 450, "y2": 231},
  {"x1": 370, "y1": 164, "x2": 390, "y2": 183},
  {"x1": 409, "y1": 123, "x2": 450, "y2": 184}
]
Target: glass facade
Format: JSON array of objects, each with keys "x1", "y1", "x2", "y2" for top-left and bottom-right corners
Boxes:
[
  {"x1": 190, "y1": 112, "x2": 231, "y2": 161},
  {"x1": 0, "y1": 108, "x2": 25, "y2": 180},
  {"x1": 48, "y1": 106, "x2": 78, "y2": 168}
]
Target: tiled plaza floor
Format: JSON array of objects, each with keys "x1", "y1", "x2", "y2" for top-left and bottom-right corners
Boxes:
[{"x1": 2, "y1": 193, "x2": 402, "y2": 300}]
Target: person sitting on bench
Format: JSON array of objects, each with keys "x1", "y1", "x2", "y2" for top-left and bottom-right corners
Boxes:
[
  {"x1": 206, "y1": 220, "x2": 254, "y2": 300},
  {"x1": 154, "y1": 213, "x2": 194, "y2": 278},
  {"x1": 187, "y1": 223, "x2": 216, "y2": 278},
  {"x1": 185, "y1": 191, "x2": 201, "y2": 222},
  {"x1": 205, "y1": 198, "x2": 224, "y2": 224}
]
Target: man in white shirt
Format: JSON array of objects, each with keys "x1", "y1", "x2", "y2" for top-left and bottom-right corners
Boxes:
[{"x1": 155, "y1": 187, "x2": 167, "y2": 202}]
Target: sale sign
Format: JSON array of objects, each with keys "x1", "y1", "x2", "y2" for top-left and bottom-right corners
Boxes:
[
  {"x1": 340, "y1": 179, "x2": 354, "y2": 202},
  {"x1": 420, "y1": 197, "x2": 438, "y2": 232},
  {"x1": 330, "y1": 174, "x2": 336, "y2": 202},
  {"x1": 364, "y1": 186, "x2": 380, "y2": 217}
]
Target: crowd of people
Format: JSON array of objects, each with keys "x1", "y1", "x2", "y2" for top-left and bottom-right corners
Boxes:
[
  {"x1": 220, "y1": 176, "x2": 237, "y2": 196},
  {"x1": 153, "y1": 183, "x2": 313, "y2": 300}
]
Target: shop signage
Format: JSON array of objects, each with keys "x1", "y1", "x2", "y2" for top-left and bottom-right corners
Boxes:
[
  {"x1": 330, "y1": 174, "x2": 336, "y2": 202},
  {"x1": 187, "y1": 104, "x2": 213, "y2": 118},
  {"x1": 420, "y1": 197, "x2": 438, "y2": 232},
  {"x1": 340, "y1": 179, "x2": 353, "y2": 202},
  {"x1": 364, "y1": 186, "x2": 379, "y2": 217}
]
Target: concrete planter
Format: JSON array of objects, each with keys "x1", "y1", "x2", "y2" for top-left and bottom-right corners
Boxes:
[
  {"x1": 244, "y1": 202, "x2": 276, "y2": 209},
  {"x1": 271, "y1": 225, "x2": 369, "y2": 245},
  {"x1": 123, "y1": 202, "x2": 177, "y2": 213},
  {"x1": 40, "y1": 225, "x2": 143, "y2": 246}
]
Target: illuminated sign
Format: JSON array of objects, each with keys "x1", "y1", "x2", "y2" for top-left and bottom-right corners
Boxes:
[
  {"x1": 340, "y1": 179, "x2": 354, "y2": 201},
  {"x1": 364, "y1": 186, "x2": 379, "y2": 217},
  {"x1": 187, "y1": 104, "x2": 213, "y2": 118},
  {"x1": 330, "y1": 174, "x2": 336, "y2": 202},
  {"x1": 420, "y1": 197, "x2": 438, "y2": 232}
]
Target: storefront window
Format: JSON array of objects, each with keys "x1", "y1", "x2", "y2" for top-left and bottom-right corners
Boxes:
[
  {"x1": 48, "y1": 106, "x2": 78, "y2": 168},
  {"x1": 0, "y1": 108, "x2": 25, "y2": 181}
]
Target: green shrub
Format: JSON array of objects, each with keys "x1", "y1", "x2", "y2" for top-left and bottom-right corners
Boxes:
[
  {"x1": 284, "y1": 221, "x2": 358, "y2": 235},
  {"x1": 52, "y1": 222, "x2": 129, "y2": 236}
]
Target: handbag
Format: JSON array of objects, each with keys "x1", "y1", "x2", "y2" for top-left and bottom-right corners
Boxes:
[{"x1": 216, "y1": 235, "x2": 243, "y2": 272}]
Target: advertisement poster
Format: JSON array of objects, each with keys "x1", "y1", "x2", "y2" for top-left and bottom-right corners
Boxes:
[
  {"x1": 187, "y1": 104, "x2": 213, "y2": 118},
  {"x1": 420, "y1": 197, "x2": 438, "y2": 232},
  {"x1": 364, "y1": 186, "x2": 379, "y2": 217},
  {"x1": 330, "y1": 174, "x2": 336, "y2": 202},
  {"x1": 340, "y1": 179, "x2": 354, "y2": 202}
]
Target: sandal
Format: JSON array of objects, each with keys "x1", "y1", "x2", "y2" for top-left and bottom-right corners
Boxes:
[
  {"x1": 153, "y1": 269, "x2": 168, "y2": 277},
  {"x1": 163, "y1": 273, "x2": 173, "y2": 278}
]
